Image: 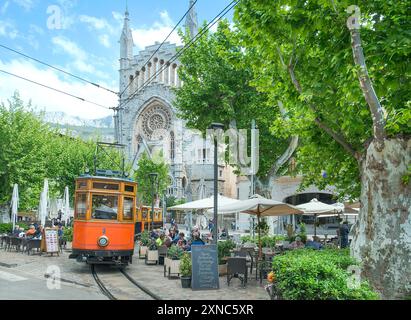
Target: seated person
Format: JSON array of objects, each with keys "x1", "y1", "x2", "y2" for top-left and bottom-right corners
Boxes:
[
  {"x1": 26, "y1": 225, "x2": 36, "y2": 238},
  {"x1": 176, "y1": 232, "x2": 187, "y2": 248},
  {"x1": 289, "y1": 236, "x2": 305, "y2": 249},
  {"x1": 164, "y1": 236, "x2": 173, "y2": 248},
  {"x1": 156, "y1": 234, "x2": 165, "y2": 247},
  {"x1": 191, "y1": 235, "x2": 205, "y2": 246},
  {"x1": 305, "y1": 236, "x2": 323, "y2": 250},
  {"x1": 18, "y1": 228, "x2": 26, "y2": 238},
  {"x1": 12, "y1": 225, "x2": 20, "y2": 236}
]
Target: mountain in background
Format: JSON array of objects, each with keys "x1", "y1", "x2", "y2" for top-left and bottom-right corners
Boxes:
[{"x1": 44, "y1": 112, "x2": 115, "y2": 143}]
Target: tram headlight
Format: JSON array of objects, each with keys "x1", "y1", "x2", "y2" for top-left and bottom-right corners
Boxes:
[{"x1": 98, "y1": 236, "x2": 109, "y2": 247}]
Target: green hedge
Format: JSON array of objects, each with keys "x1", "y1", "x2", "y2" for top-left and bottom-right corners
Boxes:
[
  {"x1": 0, "y1": 222, "x2": 30, "y2": 234},
  {"x1": 272, "y1": 249, "x2": 379, "y2": 300},
  {"x1": 240, "y1": 235, "x2": 286, "y2": 247}
]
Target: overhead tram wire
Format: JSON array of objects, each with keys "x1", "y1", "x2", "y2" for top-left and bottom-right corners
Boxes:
[
  {"x1": 120, "y1": 0, "x2": 239, "y2": 110},
  {"x1": 0, "y1": 44, "x2": 118, "y2": 95},
  {"x1": 0, "y1": 69, "x2": 111, "y2": 110},
  {"x1": 118, "y1": 0, "x2": 199, "y2": 99}
]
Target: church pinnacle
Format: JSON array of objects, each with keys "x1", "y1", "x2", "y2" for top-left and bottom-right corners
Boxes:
[
  {"x1": 185, "y1": 0, "x2": 198, "y2": 38},
  {"x1": 120, "y1": 5, "x2": 133, "y2": 62}
]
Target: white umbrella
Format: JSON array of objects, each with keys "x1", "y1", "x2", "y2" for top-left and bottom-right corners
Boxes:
[
  {"x1": 212, "y1": 195, "x2": 303, "y2": 258},
  {"x1": 39, "y1": 179, "x2": 49, "y2": 226},
  {"x1": 296, "y1": 198, "x2": 342, "y2": 236},
  {"x1": 11, "y1": 184, "x2": 19, "y2": 231},
  {"x1": 168, "y1": 195, "x2": 240, "y2": 211},
  {"x1": 63, "y1": 186, "x2": 70, "y2": 225}
]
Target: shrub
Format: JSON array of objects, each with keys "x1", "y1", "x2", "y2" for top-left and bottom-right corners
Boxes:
[
  {"x1": 148, "y1": 240, "x2": 158, "y2": 251},
  {"x1": 62, "y1": 227, "x2": 73, "y2": 242},
  {"x1": 179, "y1": 252, "x2": 192, "y2": 277},
  {"x1": 140, "y1": 230, "x2": 151, "y2": 246},
  {"x1": 272, "y1": 249, "x2": 378, "y2": 300},
  {"x1": 218, "y1": 240, "x2": 236, "y2": 264},
  {"x1": 167, "y1": 245, "x2": 184, "y2": 260},
  {"x1": 0, "y1": 223, "x2": 13, "y2": 234}
]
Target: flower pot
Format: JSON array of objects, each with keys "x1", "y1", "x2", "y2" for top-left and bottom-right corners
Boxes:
[
  {"x1": 218, "y1": 264, "x2": 227, "y2": 276},
  {"x1": 180, "y1": 276, "x2": 191, "y2": 289},
  {"x1": 139, "y1": 246, "x2": 148, "y2": 258},
  {"x1": 146, "y1": 250, "x2": 159, "y2": 264},
  {"x1": 167, "y1": 259, "x2": 181, "y2": 278}
]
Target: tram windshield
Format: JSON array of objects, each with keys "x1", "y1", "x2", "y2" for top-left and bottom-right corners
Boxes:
[{"x1": 92, "y1": 195, "x2": 118, "y2": 220}]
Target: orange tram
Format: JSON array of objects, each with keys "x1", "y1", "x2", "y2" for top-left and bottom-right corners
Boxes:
[{"x1": 69, "y1": 175, "x2": 138, "y2": 265}]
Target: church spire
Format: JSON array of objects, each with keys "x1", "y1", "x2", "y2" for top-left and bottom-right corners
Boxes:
[
  {"x1": 120, "y1": 6, "x2": 133, "y2": 62},
  {"x1": 185, "y1": 0, "x2": 198, "y2": 39}
]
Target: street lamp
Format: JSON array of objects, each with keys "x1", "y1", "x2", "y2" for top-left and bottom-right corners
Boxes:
[
  {"x1": 148, "y1": 172, "x2": 158, "y2": 232},
  {"x1": 209, "y1": 123, "x2": 225, "y2": 244},
  {"x1": 162, "y1": 189, "x2": 167, "y2": 227}
]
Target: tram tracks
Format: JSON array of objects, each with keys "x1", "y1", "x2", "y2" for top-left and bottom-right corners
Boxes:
[{"x1": 90, "y1": 265, "x2": 161, "y2": 301}]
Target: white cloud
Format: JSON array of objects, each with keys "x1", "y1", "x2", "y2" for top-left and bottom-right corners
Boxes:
[
  {"x1": 0, "y1": 20, "x2": 18, "y2": 39},
  {"x1": 132, "y1": 10, "x2": 182, "y2": 50},
  {"x1": 79, "y1": 15, "x2": 114, "y2": 33},
  {"x1": 99, "y1": 34, "x2": 111, "y2": 48},
  {"x1": 52, "y1": 36, "x2": 87, "y2": 61},
  {"x1": 12, "y1": 0, "x2": 34, "y2": 11},
  {"x1": 0, "y1": 59, "x2": 116, "y2": 119}
]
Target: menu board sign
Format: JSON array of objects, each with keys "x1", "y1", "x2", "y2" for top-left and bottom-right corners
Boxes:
[
  {"x1": 191, "y1": 245, "x2": 219, "y2": 291},
  {"x1": 44, "y1": 228, "x2": 59, "y2": 253}
]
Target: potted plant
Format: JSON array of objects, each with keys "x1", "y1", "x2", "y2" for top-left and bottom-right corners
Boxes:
[
  {"x1": 179, "y1": 252, "x2": 192, "y2": 288},
  {"x1": 139, "y1": 231, "x2": 150, "y2": 258},
  {"x1": 146, "y1": 240, "x2": 159, "y2": 264},
  {"x1": 218, "y1": 240, "x2": 236, "y2": 276},
  {"x1": 165, "y1": 245, "x2": 184, "y2": 278}
]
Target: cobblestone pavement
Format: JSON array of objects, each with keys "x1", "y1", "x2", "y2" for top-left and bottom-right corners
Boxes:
[{"x1": 0, "y1": 244, "x2": 270, "y2": 300}]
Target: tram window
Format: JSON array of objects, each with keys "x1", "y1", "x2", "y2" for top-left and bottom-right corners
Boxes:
[
  {"x1": 93, "y1": 182, "x2": 119, "y2": 191},
  {"x1": 77, "y1": 181, "x2": 87, "y2": 189},
  {"x1": 123, "y1": 197, "x2": 134, "y2": 221},
  {"x1": 125, "y1": 185, "x2": 134, "y2": 193},
  {"x1": 75, "y1": 193, "x2": 87, "y2": 219},
  {"x1": 91, "y1": 195, "x2": 118, "y2": 220}
]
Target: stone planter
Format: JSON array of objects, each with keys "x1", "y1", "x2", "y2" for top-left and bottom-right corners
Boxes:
[
  {"x1": 167, "y1": 259, "x2": 181, "y2": 279},
  {"x1": 146, "y1": 250, "x2": 159, "y2": 265},
  {"x1": 139, "y1": 246, "x2": 148, "y2": 259},
  {"x1": 218, "y1": 264, "x2": 227, "y2": 276}
]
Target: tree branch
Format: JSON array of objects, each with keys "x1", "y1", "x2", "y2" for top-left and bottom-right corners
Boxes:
[
  {"x1": 287, "y1": 64, "x2": 360, "y2": 160},
  {"x1": 348, "y1": 26, "x2": 386, "y2": 150}
]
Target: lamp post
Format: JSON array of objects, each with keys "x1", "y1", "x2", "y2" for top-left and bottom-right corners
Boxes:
[
  {"x1": 148, "y1": 172, "x2": 158, "y2": 232},
  {"x1": 162, "y1": 189, "x2": 167, "y2": 227},
  {"x1": 209, "y1": 123, "x2": 224, "y2": 244}
]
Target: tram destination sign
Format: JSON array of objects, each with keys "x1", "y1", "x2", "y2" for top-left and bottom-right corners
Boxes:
[{"x1": 191, "y1": 245, "x2": 219, "y2": 291}]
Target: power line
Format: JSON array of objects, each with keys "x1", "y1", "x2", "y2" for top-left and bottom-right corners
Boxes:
[
  {"x1": 118, "y1": 0, "x2": 199, "y2": 99},
  {"x1": 0, "y1": 44, "x2": 118, "y2": 95},
  {"x1": 121, "y1": 0, "x2": 239, "y2": 109},
  {"x1": 0, "y1": 69, "x2": 111, "y2": 110}
]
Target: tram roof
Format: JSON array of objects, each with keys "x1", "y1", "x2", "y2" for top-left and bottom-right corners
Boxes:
[{"x1": 77, "y1": 174, "x2": 136, "y2": 183}]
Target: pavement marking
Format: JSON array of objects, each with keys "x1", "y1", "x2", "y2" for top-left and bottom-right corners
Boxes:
[{"x1": 0, "y1": 270, "x2": 27, "y2": 282}]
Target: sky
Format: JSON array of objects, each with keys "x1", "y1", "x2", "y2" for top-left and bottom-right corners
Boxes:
[{"x1": 0, "y1": 0, "x2": 234, "y2": 119}]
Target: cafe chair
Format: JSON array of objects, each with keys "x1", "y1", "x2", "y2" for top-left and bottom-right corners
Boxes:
[
  {"x1": 227, "y1": 257, "x2": 248, "y2": 288},
  {"x1": 9, "y1": 237, "x2": 21, "y2": 252},
  {"x1": 158, "y1": 245, "x2": 168, "y2": 265}
]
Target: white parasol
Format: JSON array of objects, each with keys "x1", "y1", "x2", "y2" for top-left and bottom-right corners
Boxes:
[{"x1": 11, "y1": 184, "x2": 19, "y2": 231}]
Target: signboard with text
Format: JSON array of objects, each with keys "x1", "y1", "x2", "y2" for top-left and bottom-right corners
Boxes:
[
  {"x1": 42, "y1": 228, "x2": 59, "y2": 254},
  {"x1": 191, "y1": 245, "x2": 219, "y2": 291}
]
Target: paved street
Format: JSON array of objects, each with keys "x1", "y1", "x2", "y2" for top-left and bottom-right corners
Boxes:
[
  {"x1": 0, "y1": 246, "x2": 269, "y2": 300},
  {"x1": 0, "y1": 265, "x2": 105, "y2": 300}
]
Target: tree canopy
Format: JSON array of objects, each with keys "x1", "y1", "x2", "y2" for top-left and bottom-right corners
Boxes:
[
  {"x1": 133, "y1": 151, "x2": 170, "y2": 205},
  {"x1": 0, "y1": 92, "x2": 124, "y2": 209},
  {"x1": 175, "y1": 20, "x2": 290, "y2": 180},
  {"x1": 233, "y1": 0, "x2": 410, "y2": 198}
]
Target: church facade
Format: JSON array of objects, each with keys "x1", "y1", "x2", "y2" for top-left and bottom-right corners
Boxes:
[{"x1": 115, "y1": 2, "x2": 236, "y2": 203}]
